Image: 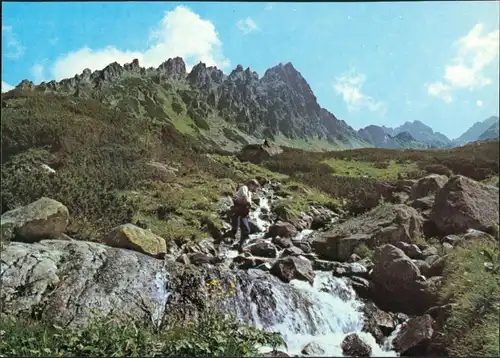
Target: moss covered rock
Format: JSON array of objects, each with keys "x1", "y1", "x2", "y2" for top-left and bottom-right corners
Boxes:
[{"x1": 102, "y1": 223, "x2": 166, "y2": 259}]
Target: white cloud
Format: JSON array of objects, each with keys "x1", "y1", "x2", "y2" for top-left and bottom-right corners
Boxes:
[
  {"x1": 2, "y1": 81, "x2": 14, "y2": 92},
  {"x1": 264, "y1": 3, "x2": 275, "y2": 11},
  {"x1": 427, "y1": 24, "x2": 499, "y2": 102},
  {"x1": 426, "y1": 81, "x2": 453, "y2": 103},
  {"x1": 236, "y1": 17, "x2": 260, "y2": 35},
  {"x1": 50, "y1": 6, "x2": 230, "y2": 81},
  {"x1": 2, "y1": 25, "x2": 25, "y2": 59},
  {"x1": 476, "y1": 99, "x2": 483, "y2": 107},
  {"x1": 31, "y1": 64, "x2": 46, "y2": 83},
  {"x1": 333, "y1": 69, "x2": 385, "y2": 112}
]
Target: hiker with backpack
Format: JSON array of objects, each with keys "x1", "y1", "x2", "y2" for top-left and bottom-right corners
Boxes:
[{"x1": 225, "y1": 179, "x2": 260, "y2": 252}]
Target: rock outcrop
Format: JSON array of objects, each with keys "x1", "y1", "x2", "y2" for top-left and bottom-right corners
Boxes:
[
  {"x1": 301, "y1": 342, "x2": 325, "y2": 355},
  {"x1": 410, "y1": 174, "x2": 448, "y2": 200},
  {"x1": 1, "y1": 240, "x2": 172, "y2": 327},
  {"x1": 361, "y1": 302, "x2": 398, "y2": 344},
  {"x1": 267, "y1": 221, "x2": 298, "y2": 239},
  {"x1": 431, "y1": 175, "x2": 499, "y2": 235},
  {"x1": 393, "y1": 314, "x2": 435, "y2": 356},
  {"x1": 238, "y1": 143, "x2": 284, "y2": 164},
  {"x1": 311, "y1": 204, "x2": 423, "y2": 261},
  {"x1": 370, "y1": 244, "x2": 442, "y2": 315}
]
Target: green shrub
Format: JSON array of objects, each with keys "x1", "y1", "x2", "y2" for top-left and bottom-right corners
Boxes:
[{"x1": 353, "y1": 243, "x2": 373, "y2": 259}]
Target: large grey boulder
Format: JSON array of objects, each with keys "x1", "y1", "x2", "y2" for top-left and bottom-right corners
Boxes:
[
  {"x1": 311, "y1": 204, "x2": 424, "y2": 261},
  {"x1": 411, "y1": 174, "x2": 448, "y2": 200},
  {"x1": 267, "y1": 221, "x2": 298, "y2": 239},
  {"x1": 341, "y1": 333, "x2": 372, "y2": 356},
  {"x1": 0, "y1": 240, "x2": 171, "y2": 328},
  {"x1": 270, "y1": 256, "x2": 315, "y2": 285},
  {"x1": 370, "y1": 245, "x2": 442, "y2": 315},
  {"x1": 393, "y1": 314, "x2": 435, "y2": 356}
]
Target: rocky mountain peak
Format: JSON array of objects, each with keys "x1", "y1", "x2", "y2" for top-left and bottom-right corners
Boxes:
[
  {"x1": 101, "y1": 61, "x2": 125, "y2": 81},
  {"x1": 123, "y1": 58, "x2": 141, "y2": 72},
  {"x1": 262, "y1": 62, "x2": 316, "y2": 102},
  {"x1": 157, "y1": 57, "x2": 186, "y2": 81},
  {"x1": 187, "y1": 62, "x2": 224, "y2": 87},
  {"x1": 16, "y1": 79, "x2": 35, "y2": 91}
]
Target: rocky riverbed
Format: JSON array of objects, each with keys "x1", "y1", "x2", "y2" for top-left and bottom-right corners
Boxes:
[{"x1": 1, "y1": 174, "x2": 498, "y2": 357}]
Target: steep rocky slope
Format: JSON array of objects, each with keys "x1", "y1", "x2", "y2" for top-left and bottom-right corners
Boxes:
[
  {"x1": 11, "y1": 58, "x2": 367, "y2": 152},
  {"x1": 454, "y1": 116, "x2": 499, "y2": 146},
  {"x1": 478, "y1": 120, "x2": 500, "y2": 141}
]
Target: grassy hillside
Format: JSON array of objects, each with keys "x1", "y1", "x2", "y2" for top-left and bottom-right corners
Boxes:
[
  {"x1": 3, "y1": 89, "x2": 499, "y2": 240},
  {"x1": 0, "y1": 90, "x2": 336, "y2": 241}
]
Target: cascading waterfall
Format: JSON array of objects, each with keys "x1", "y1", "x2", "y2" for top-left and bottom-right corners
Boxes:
[{"x1": 219, "y1": 184, "x2": 398, "y2": 356}]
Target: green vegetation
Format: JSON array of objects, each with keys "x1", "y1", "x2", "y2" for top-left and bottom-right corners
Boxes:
[
  {"x1": 3, "y1": 88, "x2": 499, "y2": 237},
  {"x1": 482, "y1": 175, "x2": 500, "y2": 188},
  {"x1": 353, "y1": 243, "x2": 373, "y2": 259},
  {"x1": 210, "y1": 153, "x2": 341, "y2": 219},
  {"x1": 0, "y1": 91, "x2": 341, "y2": 242},
  {"x1": 1, "y1": 92, "x2": 235, "y2": 241},
  {"x1": 440, "y1": 238, "x2": 500, "y2": 357},
  {"x1": 321, "y1": 158, "x2": 419, "y2": 179},
  {"x1": 0, "y1": 306, "x2": 284, "y2": 357},
  {"x1": 260, "y1": 142, "x2": 499, "y2": 213}
]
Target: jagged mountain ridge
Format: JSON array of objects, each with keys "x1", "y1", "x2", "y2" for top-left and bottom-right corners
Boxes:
[{"x1": 14, "y1": 57, "x2": 367, "y2": 151}]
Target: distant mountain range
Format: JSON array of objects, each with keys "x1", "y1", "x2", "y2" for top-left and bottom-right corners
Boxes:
[
  {"x1": 356, "y1": 125, "x2": 427, "y2": 149},
  {"x1": 358, "y1": 120, "x2": 451, "y2": 149},
  {"x1": 358, "y1": 116, "x2": 499, "y2": 149},
  {"x1": 4, "y1": 56, "x2": 498, "y2": 152}
]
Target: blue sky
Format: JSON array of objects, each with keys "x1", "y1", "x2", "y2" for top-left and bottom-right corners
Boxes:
[{"x1": 2, "y1": 1, "x2": 499, "y2": 139}]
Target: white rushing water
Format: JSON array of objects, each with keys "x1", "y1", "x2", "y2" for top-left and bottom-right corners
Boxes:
[
  {"x1": 220, "y1": 185, "x2": 399, "y2": 356},
  {"x1": 283, "y1": 275, "x2": 397, "y2": 356},
  {"x1": 246, "y1": 271, "x2": 398, "y2": 357}
]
